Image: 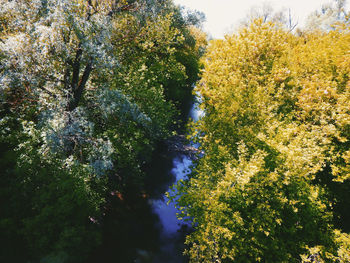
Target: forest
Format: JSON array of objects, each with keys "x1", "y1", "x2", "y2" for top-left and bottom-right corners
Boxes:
[{"x1": 0, "y1": 0, "x2": 349, "y2": 263}]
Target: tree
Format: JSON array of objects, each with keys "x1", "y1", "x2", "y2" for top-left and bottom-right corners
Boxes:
[
  {"x1": 174, "y1": 19, "x2": 350, "y2": 262},
  {"x1": 0, "y1": 0, "x2": 204, "y2": 261},
  {"x1": 241, "y1": 3, "x2": 298, "y2": 31},
  {"x1": 305, "y1": 0, "x2": 349, "y2": 31}
]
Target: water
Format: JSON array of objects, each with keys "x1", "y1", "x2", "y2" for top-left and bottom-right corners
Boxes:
[
  {"x1": 146, "y1": 99, "x2": 204, "y2": 262},
  {"x1": 147, "y1": 155, "x2": 192, "y2": 263},
  {"x1": 151, "y1": 155, "x2": 192, "y2": 235},
  {"x1": 88, "y1": 99, "x2": 203, "y2": 263}
]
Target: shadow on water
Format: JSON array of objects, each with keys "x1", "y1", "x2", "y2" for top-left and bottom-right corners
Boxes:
[
  {"x1": 87, "y1": 141, "x2": 191, "y2": 263},
  {"x1": 144, "y1": 141, "x2": 177, "y2": 200},
  {"x1": 139, "y1": 143, "x2": 194, "y2": 263}
]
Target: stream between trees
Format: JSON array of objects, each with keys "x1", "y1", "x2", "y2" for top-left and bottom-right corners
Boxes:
[
  {"x1": 134, "y1": 98, "x2": 203, "y2": 263},
  {"x1": 144, "y1": 100, "x2": 203, "y2": 263}
]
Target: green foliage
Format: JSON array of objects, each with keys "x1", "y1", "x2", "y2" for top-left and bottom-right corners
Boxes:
[
  {"x1": 0, "y1": 0, "x2": 204, "y2": 261},
  {"x1": 0, "y1": 112, "x2": 104, "y2": 262}
]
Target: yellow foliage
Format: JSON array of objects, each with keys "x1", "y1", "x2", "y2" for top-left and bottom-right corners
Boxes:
[{"x1": 178, "y1": 18, "x2": 350, "y2": 262}]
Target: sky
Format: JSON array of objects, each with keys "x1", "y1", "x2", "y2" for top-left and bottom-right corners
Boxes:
[{"x1": 173, "y1": 0, "x2": 336, "y2": 38}]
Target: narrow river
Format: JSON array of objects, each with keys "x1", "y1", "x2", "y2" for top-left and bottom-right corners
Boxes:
[
  {"x1": 143, "y1": 99, "x2": 203, "y2": 263},
  {"x1": 88, "y1": 99, "x2": 203, "y2": 263}
]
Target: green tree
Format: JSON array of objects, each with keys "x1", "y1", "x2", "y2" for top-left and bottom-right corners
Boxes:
[{"x1": 0, "y1": 0, "x2": 204, "y2": 261}]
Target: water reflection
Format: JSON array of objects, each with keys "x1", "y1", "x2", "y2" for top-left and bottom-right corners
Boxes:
[
  {"x1": 151, "y1": 155, "x2": 192, "y2": 235},
  {"x1": 189, "y1": 99, "x2": 204, "y2": 121},
  {"x1": 147, "y1": 100, "x2": 203, "y2": 262}
]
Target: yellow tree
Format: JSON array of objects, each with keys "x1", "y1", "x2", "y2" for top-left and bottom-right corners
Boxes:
[{"x1": 175, "y1": 19, "x2": 350, "y2": 262}]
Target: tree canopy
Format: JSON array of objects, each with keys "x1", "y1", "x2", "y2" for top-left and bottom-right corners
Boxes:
[
  {"x1": 0, "y1": 0, "x2": 204, "y2": 261},
  {"x1": 175, "y1": 16, "x2": 350, "y2": 263}
]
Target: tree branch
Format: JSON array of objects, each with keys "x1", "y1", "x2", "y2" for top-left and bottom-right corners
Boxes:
[
  {"x1": 108, "y1": 2, "x2": 135, "y2": 17},
  {"x1": 67, "y1": 61, "x2": 93, "y2": 111},
  {"x1": 71, "y1": 46, "x2": 83, "y2": 92},
  {"x1": 37, "y1": 85, "x2": 57, "y2": 98}
]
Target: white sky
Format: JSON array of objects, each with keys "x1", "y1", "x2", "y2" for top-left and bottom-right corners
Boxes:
[{"x1": 173, "y1": 0, "x2": 335, "y2": 38}]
